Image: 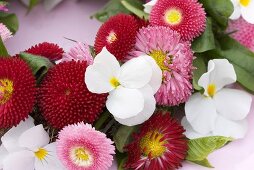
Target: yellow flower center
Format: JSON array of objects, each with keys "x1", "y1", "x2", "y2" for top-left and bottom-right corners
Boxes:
[
  {"x1": 240, "y1": 0, "x2": 251, "y2": 6},
  {"x1": 164, "y1": 8, "x2": 183, "y2": 26},
  {"x1": 70, "y1": 147, "x2": 93, "y2": 167},
  {"x1": 140, "y1": 131, "x2": 167, "y2": 158},
  {"x1": 110, "y1": 77, "x2": 120, "y2": 88},
  {"x1": 107, "y1": 31, "x2": 117, "y2": 44},
  {"x1": 207, "y1": 84, "x2": 216, "y2": 97},
  {"x1": 149, "y1": 50, "x2": 170, "y2": 71},
  {"x1": 34, "y1": 148, "x2": 48, "y2": 161},
  {"x1": 0, "y1": 79, "x2": 14, "y2": 105}
]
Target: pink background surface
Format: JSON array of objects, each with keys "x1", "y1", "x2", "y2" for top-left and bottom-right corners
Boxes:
[{"x1": 5, "y1": 1, "x2": 254, "y2": 170}]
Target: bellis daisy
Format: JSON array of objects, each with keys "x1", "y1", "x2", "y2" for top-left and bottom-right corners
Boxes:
[
  {"x1": 0, "y1": 23, "x2": 12, "y2": 42},
  {"x1": 85, "y1": 47, "x2": 162, "y2": 126},
  {"x1": 149, "y1": 0, "x2": 206, "y2": 41},
  {"x1": 94, "y1": 14, "x2": 139, "y2": 61},
  {"x1": 129, "y1": 26, "x2": 193, "y2": 106},
  {"x1": 56, "y1": 123, "x2": 115, "y2": 170},
  {"x1": 125, "y1": 112, "x2": 188, "y2": 170},
  {"x1": 39, "y1": 61, "x2": 107, "y2": 129},
  {"x1": 0, "y1": 118, "x2": 63, "y2": 170},
  {"x1": 62, "y1": 42, "x2": 93, "y2": 64},
  {"x1": 230, "y1": 0, "x2": 254, "y2": 24},
  {"x1": 0, "y1": 58, "x2": 36, "y2": 128},
  {"x1": 182, "y1": 59, "x2": 252, "y2": 139},
  {"x1": 227, "y1": 17, "x2": 254, "y2": 51}
]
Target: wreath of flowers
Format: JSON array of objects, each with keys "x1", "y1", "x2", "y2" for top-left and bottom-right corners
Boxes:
[{"x1": 0, "y1": 0, "x2": 254, "y2": 169}]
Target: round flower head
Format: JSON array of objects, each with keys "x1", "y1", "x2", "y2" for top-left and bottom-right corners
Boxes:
[
  {"x1": 129, "y1": 26, "x2": 194, "y2": 106},
  {"x1": 227, "y1": 17, "x2": 254, "y2": 51},
  {"x1": 0, "y1": 58, "x2": 36, "y2": 128},
  {"x1": 57, "y1": 123, "x2": 115, "y2": 170},
  {"x1": 38, "y1": 61, "x2": 107, "y2": 129},
  {"x1": 125, "y1": 112, "x2": 188, "y2": 170},
  {"x1": 150, "y1": 0, "x2": 206, "y2": 41},
  {"x1": 94, "y1": 14, "x2": 139, "y2": 61},
  {"x1": 25, "y1": 42, "x2": 64, "y2": 61},
  {"x1": 0, "y1": 23, "x2": 12, "y2": 42}
]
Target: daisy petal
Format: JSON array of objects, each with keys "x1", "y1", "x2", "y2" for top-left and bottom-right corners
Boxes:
[
  {"x1": 213, "y1": 115, "x2": 248, "y2": 139},
  {"x1": 3, "y1": 150, "x2": 35, "y2": 170},
  {"x1": 181, "y1": 117, "x2": 213, "y2": 139},
  {"x1": 114, "y1": 85, "x2": 156, "y2": 126},
  {"x1": 140, "y1": 55, "x2": 162, "y2": 94},
  {"x1": 214, "y1": 88, "x2": 252, "y2": 121},
  {"x1": 35, "y1": 142, "x2": 64, "y2": 170},
  {"x1": 106, "y1": 86, "x2": 144, "y2": 119},
  {"x1": 229, "y1": 0, "x2": 241, "y2": 20},
  {"x1": 0, "y1": 145, "x2": 8, "y2": 169},
  {"x1": 199, "y1": 59, "x2": 236, "y2": 95},
  {"x1": 118, "y1": 57, "x2": 152, "y2": 89},
  {"x1": 241, "y1": 1, "x2": 254, "y2": 24},
  {"x1": 185, "y1": 93, "x2": 217, "y2": 134},
  {"x1": 18, "y1": 125, "x2": 50, "y2": 151},
  {"x1": 1, "y1": 117, "x2": 34, "y2": 152},
  {"x1": 85, "y1": 63, "x2": 115, "y2": 93}
]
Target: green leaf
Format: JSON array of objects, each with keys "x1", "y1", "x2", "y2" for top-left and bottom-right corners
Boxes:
[
  {"x1": 28, "y1": 0, "x2": 40, "y2": 12},
  {"x1": 199, "y1": 0, "x2": 233, "y2": 29},
  {"x1": 116, "y1": 151, "x2": 128, "y2": 170},
  {"x1": 192, "y1": 55, "x2": 206, "y2": 91},
  {"x1": 94, "y1": 111, "x2": 111, "y2": 130},
  {"x1": 0, "y1": 13, "x2": 19, "y2": 34},
  {"x1": 113, "y1": 125, "x2": 139, "y2": 153},
  {"x1": 0, "y1": 37, "x2": 8, "y2": 57},
  {"x1": 192, "y1": 18, "x2": 215, "y2": 53},
  {"x1": 121, "y1": 0, "x2": 148, "y2": 20},
  {"x1": 186, "y1": 136, "x2": 233, "y2": 168},
  {"x1": 19, "y1": 52, "x2": 54, "y2": 82}
]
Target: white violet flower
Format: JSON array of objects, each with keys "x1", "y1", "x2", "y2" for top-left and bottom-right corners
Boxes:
[
  {"x1": 144, "y1": 0, "x2": 158, "y2": 13},
  {"x1": 0, "y1": 117, "x2": 64, "y2": 170},
  {"x1": 230, "y1": 0, "x2": 254, "y2": 24},
  {"x1": 182, "y1": 59, "x2": 252, "y2": 139},
  {"x1": 85, "y1": 47, "x2": 162, "y2": 126}
]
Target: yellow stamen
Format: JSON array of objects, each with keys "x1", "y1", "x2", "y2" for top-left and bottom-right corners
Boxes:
[
  {"x1": 35, "y1": 148, "x2": 48, "y2": 161},
  {"x1": 110, "y1": 77, "x2": 120, "y2": 88},
  {"x1": 207, "y1": 84, "x2": 216, "y2": 97},
  {"x1": 75, "y1": 148, "x2": 89, "y2": 161},
  {"x1": 140, "y1": 131, "x2": 167, "y2": 158},
  {"x1": 0, "y1": 79, "x2": 14, "y2": 105},
  {"x1": 149, "y1": 50, "x2": 170, "y2": 71},
  {"x1": 240, "y1": 0, "x2": 251, "y2": 6},
  {"x1": 164, "y1": 8, "x2": 183, "y2": 26},
  {"x1": 107, "y1": 31, "x2": 117, "y2": 44}
]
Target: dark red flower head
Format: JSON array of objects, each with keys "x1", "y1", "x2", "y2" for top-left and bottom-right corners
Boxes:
[
  {"x1": 125, "y1": 112, "x2": 188, "y2": 170},
  {"x1": 25, "y1": 42, "x2": 64, "y2": 61},
  {"x1": 38, "y1": 61, "x2": 107, "y2": 129},
  {"x1": 94, "y1": 14, "x2": 139, "y2": 61},
  {"x1": 0, "y1": 58, "x2": 36, "y2": 128}
]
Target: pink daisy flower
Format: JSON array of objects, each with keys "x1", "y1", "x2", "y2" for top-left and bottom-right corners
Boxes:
[
  {"x1": 0, "y1": 23, "x2": 12, "y2": 42},
  {"x1": 227, "y1": 17, "x2": 254, "y2": 52},
  {"x1": 62, "y1": 42, "x2": 93, "y2": 64},
  {"x1": 129, "y1": 26, "x2": 194, "y2": 106},
  {"x1": 56, "y1": 123, "x2": 115, "y2": 170}
]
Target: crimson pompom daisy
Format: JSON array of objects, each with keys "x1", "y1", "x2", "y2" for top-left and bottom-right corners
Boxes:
[
  {"x1": 0, "y1": 58, "x2": 36, "y2": 128},
  {"x1": 125, "y1": 112, "x2": 188, "y2": 170},
  {"x1": 227, "y1": 17, "x2": 254, "y2": 51},
  {"x1": 38, "y1": 61, "x2": 107, "y2": 129},
  {"x1": 129, "y1": 26, "x2": 193, "y2": 106},
  {"x1": 94, "y1": 14, "x2": 139, "y2": 61},
  {"x1": 25, "y1": 42, "x2": 64, "y2": 61},
  {"x1": 150, "y1": 0, "x2": 206, "y2": 41},
  {"x1": 56, "y1": 122, "x2": 115, "y2": 170}
]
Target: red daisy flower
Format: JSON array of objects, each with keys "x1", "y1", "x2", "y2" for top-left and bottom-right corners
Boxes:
[
  {"x1": 38, "y1": 61, "x2": 107, "y2": 129},
  {"x1": 125, "y1": 112, "x2": 188, "y2": 170},
  {"x1": 150, "y1": 0, "x2": 206, "y2": 41},
  {"x1": 25, "y1": 42, "x2": 64, "y2": 61},
  {"x1": 0, "y1": 58, "x2": 36, "y2": 128},
  {"x1": 94, "y1": 14, "x2": 139, "y2": 61}
]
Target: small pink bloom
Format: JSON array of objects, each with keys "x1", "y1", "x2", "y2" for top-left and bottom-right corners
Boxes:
[{"x1": 56, "y1": 123, "x2": 115, "y2": 170}]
